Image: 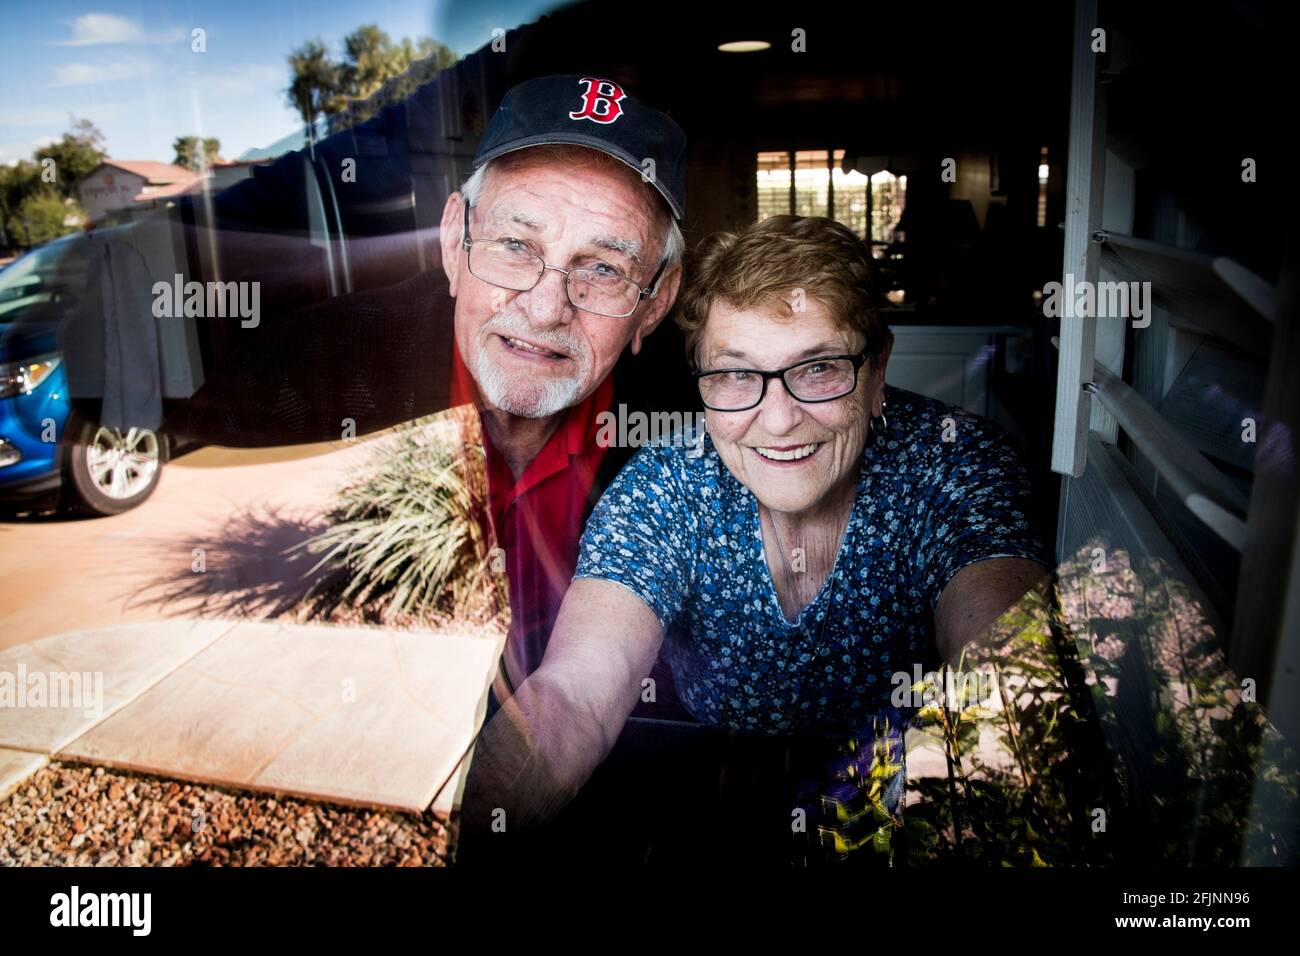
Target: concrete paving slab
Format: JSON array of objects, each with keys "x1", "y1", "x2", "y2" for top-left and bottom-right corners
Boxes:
[
  {"x1": 0, "y1": 619, "x2": 236, "y2": 753},
  {"x1": 59, "y1": 621, "x2": 502, "y2": 814}
]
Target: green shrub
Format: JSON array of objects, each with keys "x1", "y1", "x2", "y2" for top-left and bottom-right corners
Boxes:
[{"x1": 295, "y1": 407, "x2": 506, "y2": 627}]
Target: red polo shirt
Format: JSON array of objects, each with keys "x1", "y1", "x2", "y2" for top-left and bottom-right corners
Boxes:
[{"x1": 449, "y1": 343, "x2": 614, "y2": 696}]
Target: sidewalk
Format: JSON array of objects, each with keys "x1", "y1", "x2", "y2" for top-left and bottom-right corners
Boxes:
[{"x1": 0, "y1": 618, "x2": 501, "y2": 815}]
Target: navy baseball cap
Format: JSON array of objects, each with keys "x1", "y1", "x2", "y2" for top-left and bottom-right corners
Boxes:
[{"x1": 472, "y1": 74, "x2": 686, "y2": 221}]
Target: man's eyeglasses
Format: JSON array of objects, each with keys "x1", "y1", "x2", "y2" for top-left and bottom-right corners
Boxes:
[
  {"x1": 461, "y1": 203, "x2": 668, "y2": 319},
  {"x1": 694, "y1": 352, "x2": 870, "y2": 412}
]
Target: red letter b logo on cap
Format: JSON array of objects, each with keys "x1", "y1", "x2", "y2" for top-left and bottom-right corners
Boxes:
[{"x1": 568, "y1": 77, "x2": 626, "y2": 124}]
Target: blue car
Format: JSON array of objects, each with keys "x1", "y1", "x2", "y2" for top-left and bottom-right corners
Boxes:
[{"x1": 0, "y1": 234, "x2": 167, "y2": 515}]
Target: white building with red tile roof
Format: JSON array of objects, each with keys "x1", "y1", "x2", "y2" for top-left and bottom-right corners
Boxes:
[
  {"x1": 77, "y1": 160, "x2": 206, "y2": 221},
  {"x1": 77, "y1": 159, "x2": 269, "y2": 222}
]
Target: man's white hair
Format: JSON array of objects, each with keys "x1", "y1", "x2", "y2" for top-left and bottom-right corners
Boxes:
[{"x1": 459, "y1": 154, "x2": 685, "y2": 279}]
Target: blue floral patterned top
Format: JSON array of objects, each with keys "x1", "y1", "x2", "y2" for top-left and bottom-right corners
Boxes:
[{"x1": 573, "y1": 385, "x2": 1048, "y2": 736}]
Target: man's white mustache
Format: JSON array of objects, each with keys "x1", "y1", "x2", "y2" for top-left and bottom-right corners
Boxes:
[
  {"x1": 481, "y1": 312, "x2": 588, "y2": 362},
  {"x1": 471, "y1": 309, "x2": 592, "y2": 419}
]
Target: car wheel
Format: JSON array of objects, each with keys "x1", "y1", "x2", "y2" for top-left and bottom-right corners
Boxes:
[{"x1": 63, "y1": 415, "x2": 165, "y2": 516}]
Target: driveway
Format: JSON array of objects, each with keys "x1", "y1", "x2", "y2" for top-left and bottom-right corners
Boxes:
[{"x1": 0, "y1": 436, "x2": 393, "y2": 651}]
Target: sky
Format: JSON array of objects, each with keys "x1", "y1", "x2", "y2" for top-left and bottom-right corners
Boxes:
[{"x1": 0, "y1": 0, "x2": 567, "y2": 166}]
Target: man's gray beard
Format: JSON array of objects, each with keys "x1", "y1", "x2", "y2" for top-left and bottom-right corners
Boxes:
[{"x1": 470, "y1": 316, "x2": 591, "y2": 419}]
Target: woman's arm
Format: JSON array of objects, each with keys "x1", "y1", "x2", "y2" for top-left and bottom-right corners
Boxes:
[
  {"x1": 458, "y1": 577, "x2": 665, "y2": 832},
  {"x1": 934, "y1": 557, "x2": 1052, "y2": 664}
]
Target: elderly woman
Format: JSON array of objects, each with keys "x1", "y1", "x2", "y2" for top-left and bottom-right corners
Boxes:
[{"x1": 462, "y1": 215, "x2": 1050, "y2": 831}]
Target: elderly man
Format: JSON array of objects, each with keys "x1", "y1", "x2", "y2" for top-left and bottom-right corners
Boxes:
[{"x1": 435, "y1": 75, "x2": 687, "y2": 712}]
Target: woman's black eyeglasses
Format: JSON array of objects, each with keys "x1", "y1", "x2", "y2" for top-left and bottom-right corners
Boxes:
[{"x1": 694, "y1": 351, "x2": 870, "y2": 412}]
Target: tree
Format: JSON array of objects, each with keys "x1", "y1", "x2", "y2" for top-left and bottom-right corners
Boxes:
[
  {"x1": 6, "y1": 191, "x2": 83, "y2": 248},
  {"x1": 339, "y1": 24, "x2": 397, "y2": 102},
  {"x1": 286, "y1": 39, "x2": 342, "y2": 130},
  {"x1": 173, "y1": 136, "x2": 199, "y2": 170},
  {"x1": 34, "y1": 117, "x2": 106, "y2": 199},
  {"x1": 0, "y1": 161, "x2": 42, "y2": 250},
  {"x1": 334, "y1": 27, "x2": 457, "y2": 130},
  {"x1": 1, "y1": 118, "x2": 101, "y2": 250},
  {"x1": 174, "y1": 135, "x2": 222, "y2": 171},
  {"x1": 284, "y1": 25, "x2": 457, "y2": 133}
]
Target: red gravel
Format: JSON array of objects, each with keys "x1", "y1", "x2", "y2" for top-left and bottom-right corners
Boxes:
[{"x1": 0, "y1": 762, "x2": 451, "y2": 866}]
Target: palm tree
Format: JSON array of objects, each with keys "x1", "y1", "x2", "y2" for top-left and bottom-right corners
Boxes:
[{"x1": 286, "y1": 40, "x2": 341, "y2": 134}]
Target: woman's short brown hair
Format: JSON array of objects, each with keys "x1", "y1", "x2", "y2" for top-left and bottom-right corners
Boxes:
[{"x1": 675, "y1": 215, "x2": 892, "y2": 368}]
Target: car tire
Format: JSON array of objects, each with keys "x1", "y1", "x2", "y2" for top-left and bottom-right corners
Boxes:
[{"x1": 62, "y1": 413, "x2": 166, "y2": 516}]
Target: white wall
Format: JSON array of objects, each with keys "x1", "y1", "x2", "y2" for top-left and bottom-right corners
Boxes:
[{"x1": 78, "y1": 168, "x2": 145, "y2": 222}]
